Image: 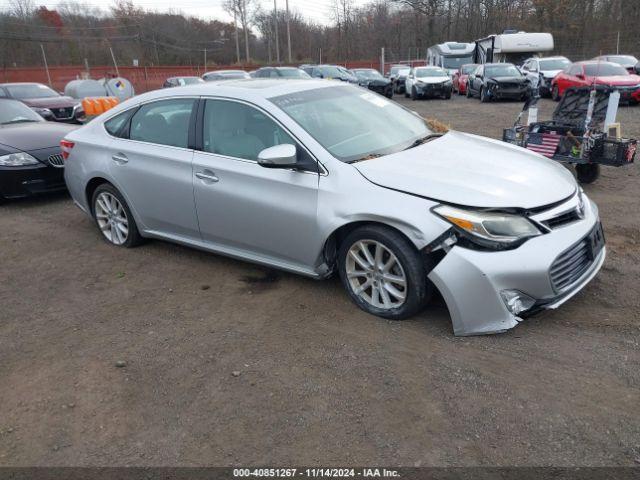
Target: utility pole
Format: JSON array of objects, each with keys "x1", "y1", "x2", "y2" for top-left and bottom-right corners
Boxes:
[
  {"x1": 40, "y1": 44, "x2": 52, "y2": 87},
  {"x1": 273, "y1": 0, "x2": 280, "y2": 63},
  {"x1": 616, "y1": 31, "x2": 620, "y2": 54},
  {"x1": 204, "y1": 48, "x2": 207, "y2": 70},
  {"x1": 233, "y1": 10, "x2": 241, "y2": 63},
  {"x1": 285, "y1": 0, "x2": 291, "y2": 63},
  {"x1": 243, "y1": 0, "x2": 250, "y2": 61},
  {"x1": 380, "y1": 47, "x2": 385, "y2": 75}
]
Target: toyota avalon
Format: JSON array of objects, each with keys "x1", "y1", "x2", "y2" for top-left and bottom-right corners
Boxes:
[{"x1": 62, "y1": 80, "x2": 605, "y2": 336}]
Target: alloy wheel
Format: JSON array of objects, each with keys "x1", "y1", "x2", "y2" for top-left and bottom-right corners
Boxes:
[
  {"x1": 95, "y1": 191, "x2": 129, "y2": 245},
  {"x1": 345, "y1": 239, "x2": 407, "y2": 310}
]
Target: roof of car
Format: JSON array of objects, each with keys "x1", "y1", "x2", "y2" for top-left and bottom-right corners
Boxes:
[
  {"x1": 0, "y1": 82, "x2": 44, "y2": 87},
  {"x1": 123, "y1": 79, "x2": 339, "y2": 106},
  {"x1": 483, "y1": 62, "x2": 516, "y2": 67}
]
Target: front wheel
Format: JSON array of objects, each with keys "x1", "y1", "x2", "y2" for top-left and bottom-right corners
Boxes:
[
  {"x1": 338, "y1": 225, "x2": 431, "y2": 320},
  {"x1": 480, "y1": 87, "x2": 489, "y2": 103},
  {"x1": 92, "y1": 183, "x2": 143, "y2": 247},
  {"x1": 576, "y1": 163, "x2": 600, "y2": 184},
  {"x1": 552, "y1": 84, "x2": 561, "y2": 102},
  {"x1": 466, "y1": 86, "x2": 472, "y2": 98},
  {"x1": 411, "y1": 87, "x2": 418, "y2": 100}
]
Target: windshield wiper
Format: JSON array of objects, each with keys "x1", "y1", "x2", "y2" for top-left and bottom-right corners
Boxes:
[
  {"x1": 403, "y1": 133, "x2": 443, "y2": 151},
  {"x1": 349, "y1": 153, "x2": 383, "y2": 163}
]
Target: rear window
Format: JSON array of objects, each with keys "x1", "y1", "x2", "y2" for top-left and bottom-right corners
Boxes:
[{"x1": 584, "y1": 63, "x2": 628, "y2": 76}]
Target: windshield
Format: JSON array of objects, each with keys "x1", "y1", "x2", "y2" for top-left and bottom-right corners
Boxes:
[
  {"x1": 606, "y1": 55, "x2": 638, "y2": 67},
  {"x1": 390, "y1": 66, "x2": 409, "y2": 75},
  {"x1": 178, "y1": 77, "x2": 204, "y2": 85},
  {"x1": 317, "y1": 66, "x2": 344, "y2": 78},
  {"x1": 461, "y1": 64, "x2": 477, "y2": 74},
  {"x1": 220, "y1": 72, "x2": 249, "y2": 79},
  {"x1": 354, "y1": 69, "x2": 383, "y2": 80},
  {"x1": 485, "y1": 65, "x2": 522, "y2": 77},
  {"x1": 442, "y1": 55, "x2": 473, "y2": 69},
  {"x1": 270, "y1": 86, "x2": 431, "y2": 163},
  {"x1": 278, "y1": 68, "x2": 310, "y2": 78},
  {"x1": 5, "y1": 84, "x2": 59, "y2": 99},
  {"x1": 397, "y1": 68, "x2": 410, "y2": 76},
  {"x1": 584, "y1": 63, "x2": 628, "y2": 76},
  {"x1": 538, "y1": 58, "x2": 570, "y2": 70},
  {"x1": 415, "y1": 68, "x2": 447, "y2": 78},
  {"x1": 0, "y1": 99, "x2": 43, "y2": 124}
]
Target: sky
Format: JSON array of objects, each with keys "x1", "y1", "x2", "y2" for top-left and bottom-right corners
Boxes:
[{"x1": 2, "y1": 0, "x2": 370, "y2": 25}]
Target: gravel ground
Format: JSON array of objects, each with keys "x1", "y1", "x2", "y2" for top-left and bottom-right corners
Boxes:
[{"x1": 0, "y1": 94, "x2": 638, "y2": 467}]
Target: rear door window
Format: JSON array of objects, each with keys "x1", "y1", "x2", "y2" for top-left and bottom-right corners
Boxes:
[{"x1": 129, "y1": 99, "x2": 195, "y2": 148}]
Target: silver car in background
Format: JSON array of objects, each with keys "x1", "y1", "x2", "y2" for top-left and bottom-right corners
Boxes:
[{"x1": 62, "y1": 80, "x2": 605, "y2": 335}]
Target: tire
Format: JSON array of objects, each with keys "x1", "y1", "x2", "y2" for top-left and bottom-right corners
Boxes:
[
  {"x1": 466, "y1": 86, "x2": 472, "y2": 98},
  {"x1": 411, "y1": 86, "x2": 418, "y2": 100},
  {"x1": 337, "y1": 225, "x2": 431, "y2": 320},
  {"x1": 91, "y1": 183, "x2": 143, "y2": 248},
  {"x1": 576, "y1": 163, "x2": 600, "y2": 184},
  {"x1": 404, "y1": 88, "x2": 409, "y2": 98},
  {"x1": 552, "y1": 84, "x2": 560, "y2": 102},
  {"x1": 445, "y1": 90, "x2": 452, "y2": 99},
  {"x1": 480, "y1": 87, "x2": 489, "y2": 103}
]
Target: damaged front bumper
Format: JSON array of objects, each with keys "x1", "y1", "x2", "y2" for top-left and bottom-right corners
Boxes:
[{"x1": 427, "y1": 197, "x2": 605, "y2": 336}]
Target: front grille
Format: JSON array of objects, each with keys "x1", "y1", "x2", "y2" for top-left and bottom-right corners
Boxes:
[
  {"x1": 544, "y1": 208, "x2": 581, "y2": 229},
  {"x1": 51, "y1": 107, "x2": 74, "y2": 119},
  {"x1": 48, "y1": 153, "x2": 64, "y2": 168},
  {"x1": 550, "y1": 238, "x2": 592, "y2": 292}
]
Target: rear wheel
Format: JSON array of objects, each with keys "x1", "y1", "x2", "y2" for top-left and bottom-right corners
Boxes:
[
  {"x1": 552, "y1": 84, "x2": 561, "y2": 102},
  {"x1": 576, "y1": 163, "x2": 600, "y2": 184},
  {"x1": 338, "y1": 225, "x2": 431, "y2": 320},
  {"x1": 92, "y1": 183, "x2": 143, "y2": 247}
]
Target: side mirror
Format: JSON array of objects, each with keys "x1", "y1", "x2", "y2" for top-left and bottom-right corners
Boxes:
[
  {"x1": 635, "y1": 64, "x2": 640, "y2": 75},
  {"x1": 257, "y1": 144, "x2": 297, "y2": 168}
]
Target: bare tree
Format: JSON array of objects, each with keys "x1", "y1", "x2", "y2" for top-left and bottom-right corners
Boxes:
[{"x1": 224, "y1": 0, "x2": 254, "y2": 62}]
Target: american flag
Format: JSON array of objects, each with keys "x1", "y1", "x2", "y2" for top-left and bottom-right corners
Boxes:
[{"x1": 526, "y1": 133, "x2": 562, "y2": 158}]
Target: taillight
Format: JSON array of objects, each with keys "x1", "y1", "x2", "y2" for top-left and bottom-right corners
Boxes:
[{"x1": 60, "y1": 139, "x2": 75, "y2": 160}]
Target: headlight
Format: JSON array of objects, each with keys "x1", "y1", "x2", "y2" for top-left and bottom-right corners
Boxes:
[
  {"x1": 32, "y1": 107, "x2": 53, "y2": 117},
  {"x1": 433, "y1": 205, "x2": 541, "y2": 249},
  {"x1": 0, "y1": 152, "x2": 40, "y2": 166}
]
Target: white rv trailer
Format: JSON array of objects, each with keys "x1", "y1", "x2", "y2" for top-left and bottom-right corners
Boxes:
[
  {"x1": 426, "y1": 42, "x2": 476, "y2": 76},
  {"x1": 473, "y1": 32, "x2": 554, "y2": 66}
]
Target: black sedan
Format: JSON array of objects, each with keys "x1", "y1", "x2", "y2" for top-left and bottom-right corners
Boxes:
[
  {"x1": 350, "y1": 68, "x2": 393, "y2": 98},
  {"x1": 0, "y1": 99, "x2": 78, "y2": 202},
  {"x1": 466, "y1": 63, "x2": 530, "y2": 102}
]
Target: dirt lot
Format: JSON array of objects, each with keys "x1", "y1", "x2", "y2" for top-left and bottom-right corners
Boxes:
[{"x1": 0, "y1": 94, "x2": 639, "y2": 467}]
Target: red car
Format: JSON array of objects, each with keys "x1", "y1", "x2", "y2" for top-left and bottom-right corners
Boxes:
[
  {"x1": 551, "y1": 61, "x2": 640, "y2": 104},
  {"x1": 453, "y1": 64, "x2": 478, "y2": 95}
]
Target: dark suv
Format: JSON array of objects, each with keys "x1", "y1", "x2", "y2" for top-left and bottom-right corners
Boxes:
[{"x1": 0, "y1": 83, "x2": 85, "y2": 124}]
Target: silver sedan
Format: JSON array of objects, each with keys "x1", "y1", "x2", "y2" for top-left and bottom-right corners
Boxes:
[{"x1": 62, "y1": 79, "x2": 605, "y2": 335}]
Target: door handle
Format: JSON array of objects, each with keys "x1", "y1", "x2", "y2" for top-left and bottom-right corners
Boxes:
[
  {"x1": 112, "y1": 153, "x2": 128, "y2": 164},
  {"x1": 195, "y1": 171, "x2": 219, "y2": 183}
]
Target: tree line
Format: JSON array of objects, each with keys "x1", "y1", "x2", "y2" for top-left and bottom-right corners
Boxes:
[{"x1": 1, "y1": 0, "x2": 638, "y2": 69}]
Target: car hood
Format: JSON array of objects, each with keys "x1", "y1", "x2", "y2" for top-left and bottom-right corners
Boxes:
[
  {"x1": 0, "y1": 122, "x2": 79, "y2": 152},
  {"x1": 489, "y1": 76, "x2": 527, "y2": 83},
  {"x1": 593, "y1": 75, "x2": 640, "y2": 86},
  {"x1": 353, "y1": 131, "x2": 577, "y2": 209},
  {"x1": 417, "y1": 77, "x2": 450, "y2": 84},
  {"x1": 20, "y1": 96, "x2": 78, "y2": 108}
]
